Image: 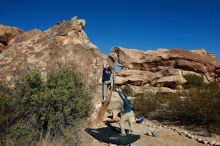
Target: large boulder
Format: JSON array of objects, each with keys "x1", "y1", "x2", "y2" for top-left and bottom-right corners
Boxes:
[
  {"x1": 112, "y1": 47, "x2": 220, "y2": 73},
  {"x1": 127, "y1": 85, "x2": 177, "y2": 94},
  {"x1": 0, "y1": 17, "x2": 117, "y2": 131},
  {"x1": 112, "y1": 47, "x2": 220, "y2": 78},
  {"x1": 0, "y1": 25, "x2": 23, "y2": 46},
  {"x1": 111, "y1": 47, "x2": 220, "y2": 92},
  {"x1": 108, "y1": 92, "x2": 123, "y2": 111},
  {"x1": 155, "y1": 75, "x2": 187, "y2": 89},
  {"x1": 115, "y1": 69, "x2": 162, "y2": 85},
  {"x1": 0, "y1": 25, "x2": 23, "y2": 36},
  {"x1": 0, "y1": 43, "x2": 4, "y2": 53},
  {"x1": 0, "y1": 17, "x2": 115, "y2": 116},
  {"x1": 191, "y1": 48, "x2": 217, "y2": 59},
  {"x1": 0, "y1": 17, "x2": 109, "y2": 83}
]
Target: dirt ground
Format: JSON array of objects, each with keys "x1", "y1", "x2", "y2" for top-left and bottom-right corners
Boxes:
[{"x1": 88, "y1": 120, "x2": 208, "y2": 146}]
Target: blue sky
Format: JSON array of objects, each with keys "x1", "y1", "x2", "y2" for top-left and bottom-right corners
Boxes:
[{"x1": 0, "y1": 0, "x2": 220, "y2": 58}]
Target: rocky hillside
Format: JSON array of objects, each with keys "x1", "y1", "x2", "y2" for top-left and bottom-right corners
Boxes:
[
  {"x1": 0, "y1": 25, "x2": 23, "y2": 52},
  {"x1": 1, "y1": 16, "x2": 220, "y2": 118},
  {"x1": 109, "y1": 47, "x2": 220, "y2": 94},
  {"x1": 2, "y1": 17, "x2": 220, "y2": 96},
  {"x1": 0, "y1": 18, "x2": 118, "y2": 122},
  {"x1": 0, "y1": 17, "x2": 111, "y2": 86}
]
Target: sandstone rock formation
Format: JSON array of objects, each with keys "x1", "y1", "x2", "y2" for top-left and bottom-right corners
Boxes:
[
  {"x1": 1, "y1": 17, "x2": 220, "y2": 129},
  {"x1": 115, "y1": 70, "x2": 162, "y2": 85},
  {"x1": 110, "y1": 47, "x2": 220, "y2": 93},
  {"x1": 0, "y1": 17, "x2": 109, "y2": 83},
  {"x1": 0, "y1": 17, "x2": 115, "y2": 114},
  {"x1": 0, "y1": 17, "x2": 118, "y2": 131},
  {"x1": 0, "y1": 25, "x2": 23, "y2": 53}
]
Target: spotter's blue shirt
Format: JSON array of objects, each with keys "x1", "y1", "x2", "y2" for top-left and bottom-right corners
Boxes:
[{"x1": 117, "y1": 91, "x2": 131, "y2": 113}]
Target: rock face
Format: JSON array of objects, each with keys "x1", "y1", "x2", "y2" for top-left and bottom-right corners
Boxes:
[
  {"x1": 0, "y1": 17, "x2": 115, "y2": 128},
  {"x1": 0, "y1": 17, "x2": 106, "y2": 79},
  {"x1": 0, "y1": 17, "x2": 111, "y2": 106},
  {"x1": 0, "y1": 25, "x2": 23, "y2": 53},
  {"x1": 110, "y1": 47, "x2": 220, "y2": 93},
  {"x1": 0, "y1": 17, "x2": 121, "y2": 132},
  {"x1": 115, "y1": 69, "x2": 162, "y2": 85}
]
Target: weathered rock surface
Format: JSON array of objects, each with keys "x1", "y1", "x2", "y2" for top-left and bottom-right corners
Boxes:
[
  {"x1": 111, "y1": 46, "x2": 220, "y2": 92},
  {"x1": 0, "y1": 43, "x2": 4, "y2": 53},
  {"x1": 0, "y1": 17, "x2": 117, "y2": 130},
  {"x1": 0, "y1": 25, "x2": 23, "y2": 44},
  {"x1": 155, "y1": 75, "x2": 187, "y2": 88},
  {"x1": 108, "y1": 91, "x2": 123, "y2": 111},
  {"x1": 115, "y1": 69, "x2": 162, "y2": 85},
  {"x1": 191, "y1": 48, "x2": 217, "y2": 59},
  {"x1": 0, "y1": 25, "x2": 23, "y2": 36},
  {"x1": 0, "y1": 17, "x2": 114, "y2": 115},
  {"x1": 127, "y1": 85, "x2": 177, "y2": 94},
  {"x1": 0, "y1": 25, "x2": 23, "y2": 53},
  {"x1": 0, "y1": 17, "x2": 109, "y2": 83}
]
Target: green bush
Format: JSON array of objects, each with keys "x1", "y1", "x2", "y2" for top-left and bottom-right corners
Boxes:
[
  {"x1": 183, "y1": 74, "x2": 205, "y2": 89},
  {"x1": 133, "y1": 81, "x2": 220, "y2": 133},
  {"x1": 133, "y1": 93, "x2": 159, "y2": 118},
  {"x1": 113, "y1": 85, "x2": 134, "y2": 96},
  {"x1": 0, "y1": 68, "x2": 92, "y2": 145},
  {"x1": 122, "y1": 86, "x2": 134, "y2": 96},
  {"x1": 179, "y1": 82, "x2": 220, "y2": 123},
  {"x1": 133, "y1": 92, "x2": 181, "y2": 118}
]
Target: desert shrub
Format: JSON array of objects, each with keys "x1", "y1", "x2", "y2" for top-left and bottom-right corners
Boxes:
[
  {"x1": 133, "y1": 92, "x2": 182, "y2": 118},
  {"x1": 0, "y1": 82, "x2": 11, "y2": 129},
  {"x1": 133, "y1": 93, "x2": 159, "y2": 117},
  {"x1": 133, "y1": 81, "x2": 220, "y2": 130},
  {"x1": 0, "y1": 68, "x2": 92, "y2": 145},
  {"x1": 122, "y1": 86, "x2": 134, "y2": 96},
  {"x1": 178, "y1": 82, "x2": 220, "y2": 124},
  {"x1": 0, "y1": 81, "x2": 10, "y2": 131},
  {"x1": 183, "y1": 74, "x2": 205, "y2": 89},
  {"x1": 113, "y1": 85, "x2": 134, "y2": 96},
  {"x1": 112, "y1": 84, "x2": 120, "y2": 91}
]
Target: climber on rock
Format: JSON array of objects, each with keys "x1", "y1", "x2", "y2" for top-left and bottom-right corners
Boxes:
[{"x1": 102, "y1": 60, "x2": 114, "y2": 102}]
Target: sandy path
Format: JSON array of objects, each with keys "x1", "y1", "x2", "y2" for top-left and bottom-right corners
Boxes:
[
  {"x1": 89, "y1": 120, "x2": 206, "y2": 146},
  {"x1": 132, "y1": 123, "x2": 205, "y2": 146}
]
